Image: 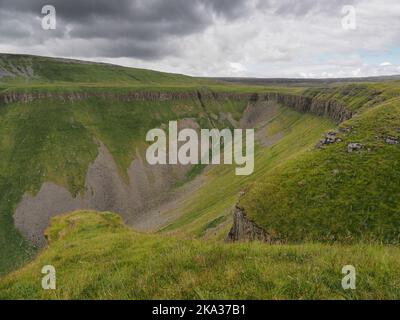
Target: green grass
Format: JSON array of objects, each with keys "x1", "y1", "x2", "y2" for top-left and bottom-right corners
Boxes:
[
  {"x1": 0, "y1": 54, "x2": 310, "y2": 97},
  {"x1": 303, "y1": 83, "x2": 400, "y2": 112},
  {"x1": 0, "y1": 211, "x2": 399, "y2": 300},
  {"x1": 0, "y1": 53, "x2": 198, "y2": 85},
  {"x1": 241, "y1": 98, "x2": 400, "y2": 243}
]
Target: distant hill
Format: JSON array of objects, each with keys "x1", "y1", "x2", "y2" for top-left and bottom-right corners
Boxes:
[
  {"x1": 0, "y1": 53, "x2": 199, "y2": 85},
  {"x1": 214, "y1": 75, "x2": 400, "y2": 87}
]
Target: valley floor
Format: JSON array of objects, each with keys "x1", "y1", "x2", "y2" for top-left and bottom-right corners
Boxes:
[{"x1": 0, "y1": 211, "x2": 399, "y2": 300}]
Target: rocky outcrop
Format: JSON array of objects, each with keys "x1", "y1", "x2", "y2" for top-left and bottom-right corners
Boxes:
[
  {"x1": 0, "y1": 90, "x2": 255, "y2": 104},
  {"x1": 0, "y1": 91, "x2": 199, "y2": 104},
  {"x1": 261, "y1": 92, "x2": 353, "y2": 123},
  {"x1": 316, "y1": 131, "x2": 343, "y2": 148},
  {"x1": 226, "y1": 204, "x2": 272, "y2": 243}
]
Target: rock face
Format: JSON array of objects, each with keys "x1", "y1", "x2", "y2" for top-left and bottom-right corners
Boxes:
[
  {"x1": 262, "y1": 92, "x2": 353, "y2": 123},
  {"x1": 0, "y1": 90, "x2": 352, "y2": 123},
  {"x1": 226, "y1": 204, "x2": 272, "y2": 243},
  {"x1": 0, "y1": 91, "x2": 199, "y2": 104}
]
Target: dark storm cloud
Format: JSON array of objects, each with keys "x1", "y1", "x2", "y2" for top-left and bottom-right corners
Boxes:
[
  {"x1": 0, "y1": 0, "x2": 249, "y2": 22},
  {"x1": 0, "y1": 0, "x2": 252, "y2": 59}
]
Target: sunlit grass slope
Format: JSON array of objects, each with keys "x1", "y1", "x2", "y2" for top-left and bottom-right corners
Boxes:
[{"x1": 0, "y1": 211, "x2": 399, "y2": 300}]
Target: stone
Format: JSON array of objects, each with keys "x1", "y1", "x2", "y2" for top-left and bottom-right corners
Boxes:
[
  {"x1": 347, "y1": 143, "x2": 363, "y2": 153},
  {"x1": 316, "y1": 131, "x2": 342, "y2": 148},
  {"x1": 385, "y1": 136, "x2": 399, "y2": 145},
  {"x1": 340, "y1": 126, "x2": 353, "y2": 133}
]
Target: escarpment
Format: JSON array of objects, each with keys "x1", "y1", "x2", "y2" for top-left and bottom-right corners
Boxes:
[
  {"x1": 249, "y1": 92, "x2": 354, "y2": 123},
  {"x1": 0, "y1": 91, "x2": 199, "y2": 104},
  {"x1": 1, "y1": 90, "x2": 354, "y2": 123},
  {"x1": 266, "y1": 92, "x2": 353, "y2": 123},
  {"x1": 0, "y1": 90, "x2": 259, "y2": 104}
]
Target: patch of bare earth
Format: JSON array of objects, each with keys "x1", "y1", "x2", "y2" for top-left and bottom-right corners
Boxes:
[{"x1": 241, "y1": 100, "x2": 283, "y2": 147}]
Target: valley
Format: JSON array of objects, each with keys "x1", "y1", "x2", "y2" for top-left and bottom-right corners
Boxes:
[{"x1": 0, "y1": 54, "x2": 399, "y2": 299}]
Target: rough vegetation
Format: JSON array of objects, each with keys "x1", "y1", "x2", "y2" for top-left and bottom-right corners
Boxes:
[{"x1": 1, "y1": 211, "x2": 399, "y2": 300}]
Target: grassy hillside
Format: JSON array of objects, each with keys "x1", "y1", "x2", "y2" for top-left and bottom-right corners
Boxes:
[
  {"x1": 0, "y1": 53, "x2": 198, "y2": 86},
  {"x1": 302, "y1": 82, "x2": 400, "y2": 111},
  {"x1": 1, "y1": 211, "x2": 399, "y2": 300},
  {"x1": 241, "y1": 96, "x2": 400, "y2": 243}
]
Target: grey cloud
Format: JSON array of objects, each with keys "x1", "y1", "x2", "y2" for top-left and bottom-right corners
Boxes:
[{"x1": 0, "y1": 0, "x2": 251, "y2": 59}]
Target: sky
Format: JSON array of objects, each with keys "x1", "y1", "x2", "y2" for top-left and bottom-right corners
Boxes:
[{"x1": 0, "y1": 0, "x2": 399, "y2": 78}]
